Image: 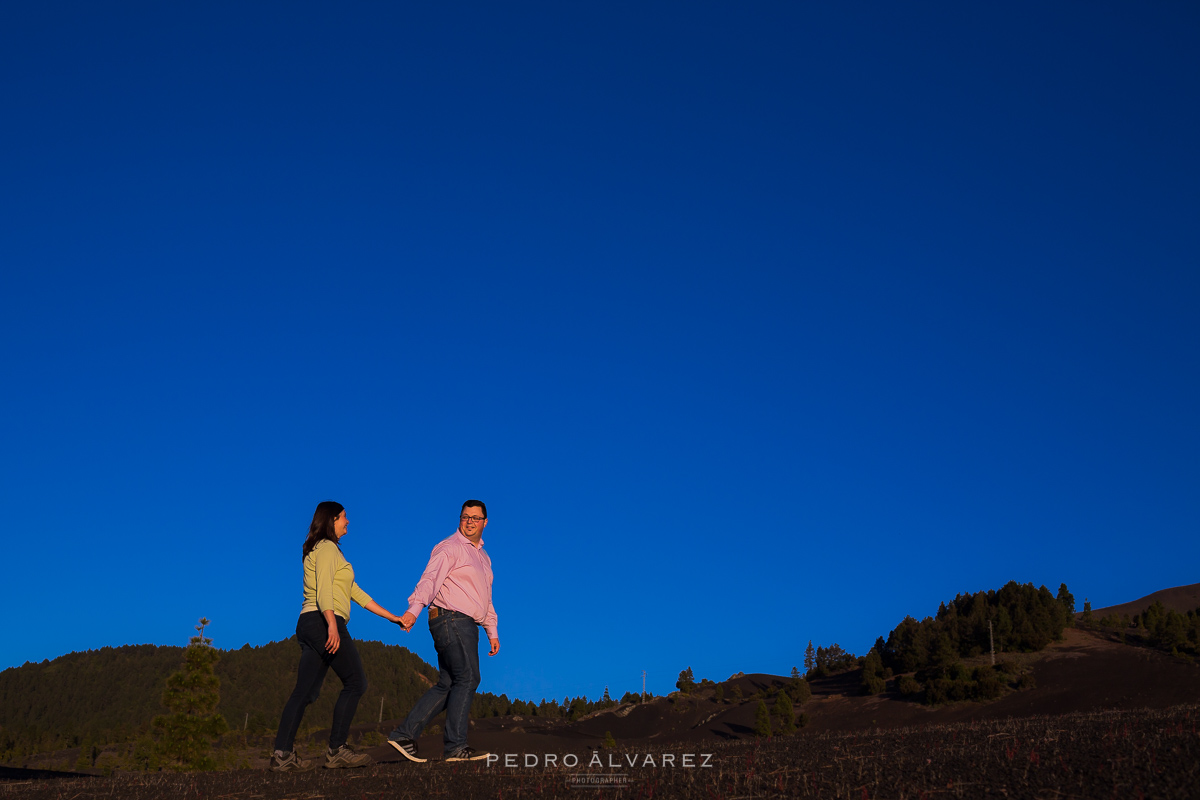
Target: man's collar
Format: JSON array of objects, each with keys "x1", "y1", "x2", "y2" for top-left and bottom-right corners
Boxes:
[{"x1": 456, "y1": 530, "x2": 484, "y2": 549}]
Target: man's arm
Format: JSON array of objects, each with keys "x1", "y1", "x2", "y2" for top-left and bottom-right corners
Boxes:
[{"x1": 399, "y1": 544, "x2": 456, "y2": 629}]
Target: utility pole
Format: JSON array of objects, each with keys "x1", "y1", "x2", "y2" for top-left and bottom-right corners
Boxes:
[
  {"x1": 244, "y1": 712, "x2": 249, "y2": 731},
  {"x1": 642, "y1": 670, "x2": 647, "y2": 700},
  {"x1": 379, "y1": 696, "x2": 385, "y2": 723},
  {"x1": 989, "y1": 620, "x2": 995, "y2": 666}
]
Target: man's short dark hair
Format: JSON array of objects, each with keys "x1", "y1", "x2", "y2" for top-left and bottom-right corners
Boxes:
[{"x1": 462, "y1": 499, "x2": 487, "y2": 519}]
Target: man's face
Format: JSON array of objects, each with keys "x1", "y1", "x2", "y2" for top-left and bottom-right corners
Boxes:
[{"x1": 459, "y1": 506, "x2": 488, "y2": 537}]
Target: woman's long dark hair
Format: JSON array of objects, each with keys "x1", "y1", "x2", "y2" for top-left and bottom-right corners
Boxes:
[{"x1": 302, "y1": 501, "x2": 345, "y2": 560}]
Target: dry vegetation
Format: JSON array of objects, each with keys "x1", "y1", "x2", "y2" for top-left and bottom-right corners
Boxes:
[{"x1": 3, "y1": 705, "x2": 1196, "y2": 799}]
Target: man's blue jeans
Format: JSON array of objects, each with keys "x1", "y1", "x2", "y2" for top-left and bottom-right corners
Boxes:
[{"x1": 390, "y1": 609, "x2": 480, "y2": 756}]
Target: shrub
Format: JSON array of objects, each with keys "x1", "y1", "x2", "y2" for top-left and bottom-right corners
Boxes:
[
  {"x1": 975, "y1": 673, "x2": 1004, "y2": 700},
  {"x1": 897, "y1": 675, "x2": 921, "y2": 696},
  {"x1": 787, "y1": 678, "x2": 811, "y2": 705}
]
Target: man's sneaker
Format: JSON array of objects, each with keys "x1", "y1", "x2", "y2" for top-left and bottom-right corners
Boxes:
[
  {"x1": 269, "y1": 750, "x2": 316, "y2": 772},
  {"x1": 324, "y1": 744, "x2": 373, "y2": 769},
  {"x1": 446, "y1": 746, "x2": 490, "y2": 762},
  {"x1": 387, "y1": 737, "x2": 427, "y2": 763}
]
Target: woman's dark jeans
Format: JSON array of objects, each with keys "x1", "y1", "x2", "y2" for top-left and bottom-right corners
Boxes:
[{"x1": 274, "y1": 611, "x2": 367, "y2": 752}]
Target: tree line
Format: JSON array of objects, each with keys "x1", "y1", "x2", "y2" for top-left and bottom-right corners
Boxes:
[
  {"x1": 796, "y1": 581, "x2": 1074, "y2": 705},
  {"x1": 0, "y1": 623, "x2": 580, "y2": 764},
  {"x1": 1085, "y1": 599, "x2": 1200, "y2": 659}
]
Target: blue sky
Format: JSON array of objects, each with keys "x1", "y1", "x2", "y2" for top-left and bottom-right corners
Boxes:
[{"x1": 2, "y1": 2, "x2": 1197, "y2": 703}]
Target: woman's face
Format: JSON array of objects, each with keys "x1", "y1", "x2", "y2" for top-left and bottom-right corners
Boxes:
[{"x1": 333, "y1": 510, "x2": 348, "y2": 539}]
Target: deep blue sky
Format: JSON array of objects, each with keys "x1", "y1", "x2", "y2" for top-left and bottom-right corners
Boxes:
[{"x1": 2, "y1": 2, "x2": 1197, "y2": 703}]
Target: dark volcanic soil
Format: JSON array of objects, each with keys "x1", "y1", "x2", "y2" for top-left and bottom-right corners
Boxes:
[
  {"x1": 3, "y1": 706, "x2": 1197, "y2": 799},
  {"x1": 5, "y1": 628, "x2": 1199, "y2": 797}
]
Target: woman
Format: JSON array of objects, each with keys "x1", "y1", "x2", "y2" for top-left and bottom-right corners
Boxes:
[{"x1": 271, "y1": 501, "x2": 405, "y2": 771}]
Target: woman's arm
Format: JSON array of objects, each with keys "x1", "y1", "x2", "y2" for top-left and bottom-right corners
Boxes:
[
  {"x1": 323, "y1": 609, "x2": 341, "y2": 653},
  {"x1": 362, "y1": 599, "x2": 404, "y2": 625}
]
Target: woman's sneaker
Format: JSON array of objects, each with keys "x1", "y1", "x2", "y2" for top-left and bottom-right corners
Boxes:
[
  {"x1": 446, "y1": 746, "x2": 490, "y2": 762},
  {"x1": 387, "y1": 737, "x2": 427, "y2": 763},
  {"x1": 324, "y1": 744, "x2": 373, "y2": 769},
  {"x1": 270, "y1": 750, "x2": 316, "y2": 772}
]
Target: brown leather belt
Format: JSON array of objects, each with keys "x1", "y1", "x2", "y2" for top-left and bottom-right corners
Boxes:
[{"x1": 429, "y1": 605, "x2": 478, "y2": 624}]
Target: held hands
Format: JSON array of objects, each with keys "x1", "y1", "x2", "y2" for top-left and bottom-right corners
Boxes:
[{"x1": 396, "y1": 611, "x2": 417, "y2": 631}]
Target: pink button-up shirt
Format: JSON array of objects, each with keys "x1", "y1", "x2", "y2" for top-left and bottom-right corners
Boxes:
[{"x1": 407, "y1": 531, "x2": 498, "y2": 640}]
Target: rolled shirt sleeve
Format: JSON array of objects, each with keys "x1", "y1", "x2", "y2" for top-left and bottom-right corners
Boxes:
[{"x1": 482, "y1": 597, "x2": 498, "y2": 641}]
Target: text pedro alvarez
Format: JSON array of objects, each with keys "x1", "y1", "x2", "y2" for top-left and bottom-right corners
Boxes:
[{"x1": 487, "y1": 752, "x2": 715, "y2": 768}]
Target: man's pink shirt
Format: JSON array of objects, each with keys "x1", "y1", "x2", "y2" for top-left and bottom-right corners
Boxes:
[{"x1": 407, "y1": 531, "x2": 498, "y2": 640}]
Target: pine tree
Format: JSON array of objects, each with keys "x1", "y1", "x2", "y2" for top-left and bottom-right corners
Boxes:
[
  {"x1": 753, "y1": 700, "x2": 772, "y2": 737},
  {"x1": 773, "y1": 693, "x2": 796, "y2": 734},
  {"x1": 153, "y1": 618, "x2": 229, "y2": 770},
  {"x1": 603, "y1": 731, "x2": 617, "y2": 748},
  {"x1": 791, "y1": 666, "x2": 800, "y2": 680},
  {"x1": 804, "y1": 641, "x2": 815, "y2": 674},
  {"x1": 676, "y1": 667, "x2": 695, "y2": 693},
  {"x1": 75, "y1": 735, "x2": 94, "y2": 771},
  {"x1": 1057, "y1": 583, "x2": 1075, "y2": 619},
  {"x1": 602, "y1": 685, "x2": 612, "y2": 706}
]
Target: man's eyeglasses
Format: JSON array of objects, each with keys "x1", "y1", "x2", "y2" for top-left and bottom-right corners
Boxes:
[{"x1": 460, "y1": 515, "x2": 486, "y2": 524}]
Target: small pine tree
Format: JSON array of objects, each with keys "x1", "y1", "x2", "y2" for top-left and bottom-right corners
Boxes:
[
  {"x1": 804, "y1": 641, "x2": 816, "y2": 674},
  {"x1": 1057, "y1": 583, "x2": 1076, "y2": 621},
  {"x1": 153, "y1": 618, "x2": 230, "y2": 770},
  {"x1": 676, "y1": 667, "x2": 696, "y2": 693},
  {"x1": 603, "y1": 731, "x2": 617, "y2": 748},
  {"x1": 772, "y1": 693, "x2": 795, "y2": 734},
  {"x1": 713, "y1": 686, "x2": 724, "y2": 703},
  {"x1": 731, "y1": 685, "x2": 743, "y2": 702},
  {"x1": 602, "y1": 686, "x2": 612, "y2": 706},
  {"x1": 75, "y1": 736, "x2": 94, "y2": 771},
  {"x1": 754, "y1": 700, "x2": 772, "y2": 737},
  {"x1": 791, "y1": 666, "x2": 800, "y2": 680},
  {"x1": 1082, "y1": 598, "x2": 1093, "y2": 625}
]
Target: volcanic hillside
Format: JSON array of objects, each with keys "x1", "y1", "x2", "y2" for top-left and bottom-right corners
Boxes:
[{"x1": 1084, "y1": 582, "x2": 1200, "y2": 620}]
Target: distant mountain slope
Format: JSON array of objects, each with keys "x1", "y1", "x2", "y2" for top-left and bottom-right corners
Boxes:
[
  {"x1": 1084, "y1": 583, "x2": 1200, "y2": 619},
  {"x1": 0, "y1": 638, "x2": 439, "y2": 759}
]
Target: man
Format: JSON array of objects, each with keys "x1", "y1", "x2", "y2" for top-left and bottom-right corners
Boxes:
[{"x1": 388, "y1": 499, "x2": 499, "y2": 762}]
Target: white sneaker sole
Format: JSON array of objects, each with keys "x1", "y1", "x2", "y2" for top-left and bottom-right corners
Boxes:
[
  {"x1": 387, "y1": 739, "x2": 427, "y2": 763},
  {"x1": 446, "y1": 751, "x2": 491, "y2": 762}
]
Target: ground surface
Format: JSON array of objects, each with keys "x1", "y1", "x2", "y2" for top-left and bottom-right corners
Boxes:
[
  {"x1": 5, "y1": 627, "x2": 1200, "y2": 797},
  {"x1": 2, "y1": 706, "x2": 1197, "y2": 799}
]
